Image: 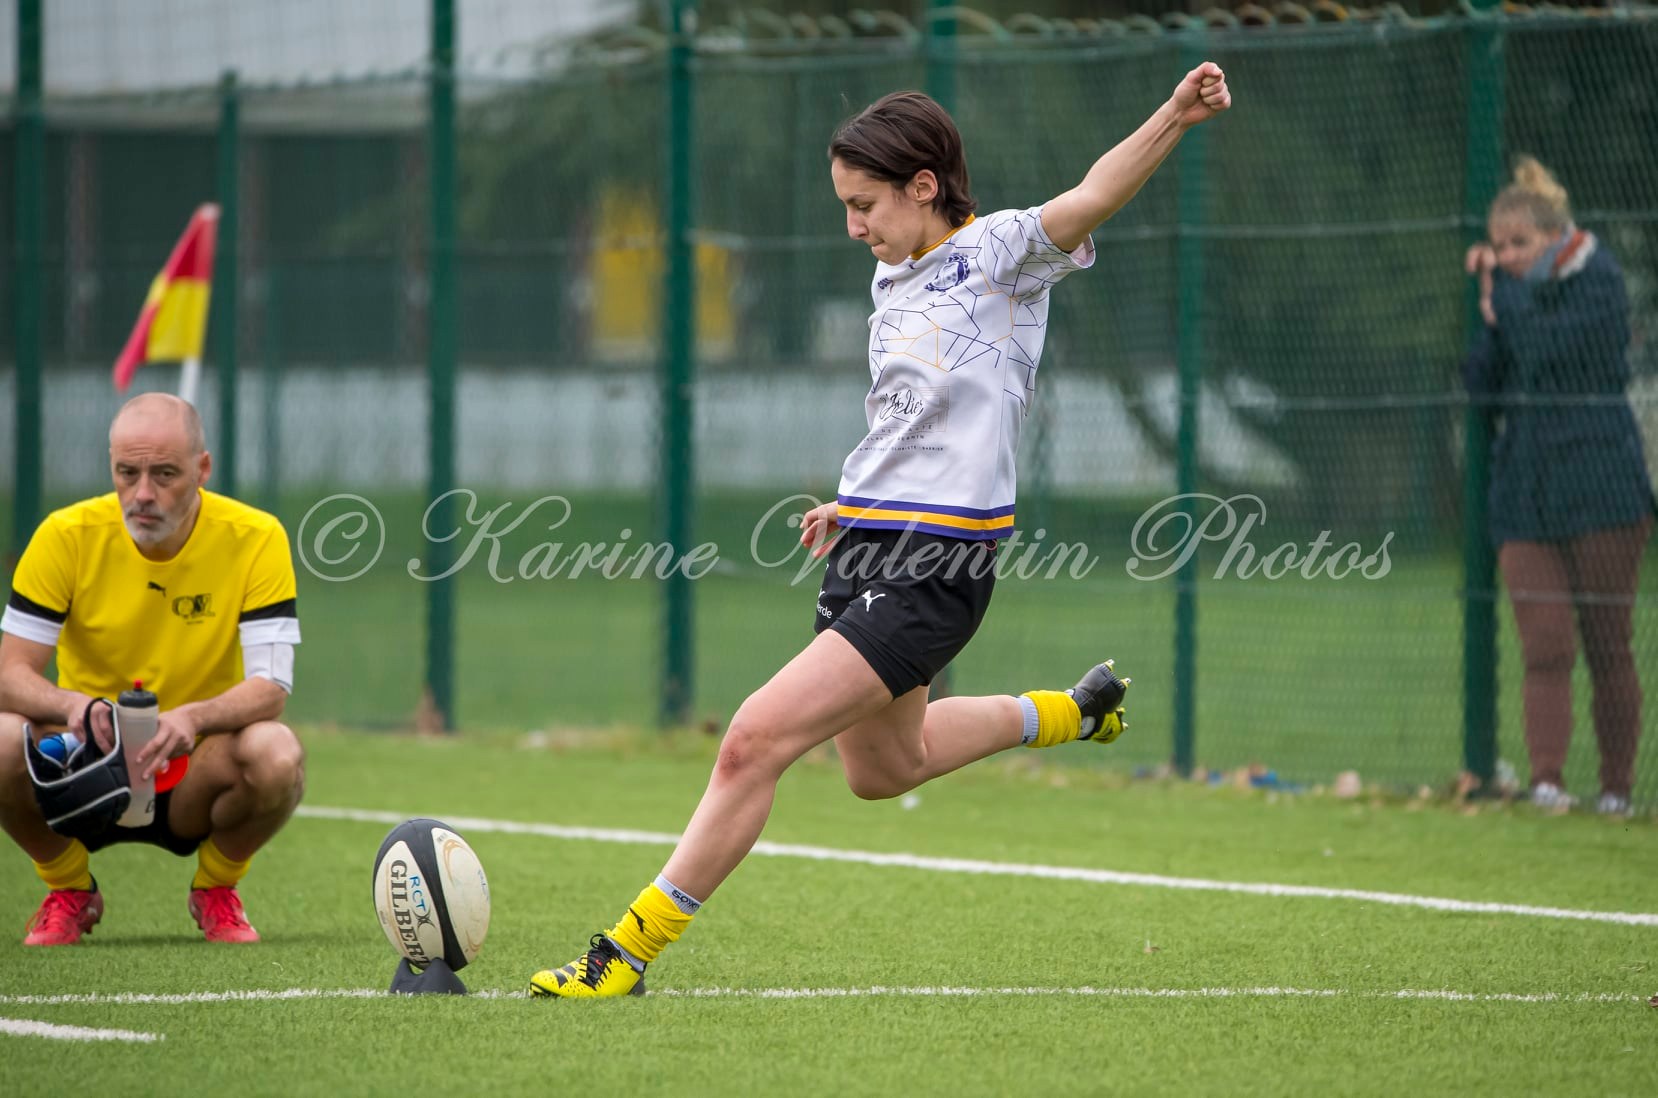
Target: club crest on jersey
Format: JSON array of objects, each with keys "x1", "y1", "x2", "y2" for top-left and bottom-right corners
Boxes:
[
  {"x1": 171, "y1": 593, "x2": 216, "y2": 623},
  {"x1": 924, "y1": 251, "x2": 969, "y2": 292}
]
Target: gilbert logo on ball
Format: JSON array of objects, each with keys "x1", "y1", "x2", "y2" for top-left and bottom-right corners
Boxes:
[{"x1": 372, "y1": 818, "x2": 490, "y2": 972}]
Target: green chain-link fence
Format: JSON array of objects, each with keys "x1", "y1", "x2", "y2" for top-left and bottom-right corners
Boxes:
[{"x1": 4, "y1": 5, "x2": 1656, "y2": 807}]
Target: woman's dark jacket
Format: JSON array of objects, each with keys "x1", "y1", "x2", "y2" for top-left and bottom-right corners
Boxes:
[{"x1": 1463, "y1": 240, "x2": 1656, "y2": 545}]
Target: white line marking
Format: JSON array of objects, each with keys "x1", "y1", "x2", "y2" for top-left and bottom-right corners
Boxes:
[
  {"x1": 0, "y1": 1016, "x2": 162, "y2": 1042},
  {"x1": 0, "y1": 988, "x2": 384, "y2": 1006},
  {"x1": 650, "y1": 986, "x2": 1642, "y2": 1004},
  {"x1": 0, "y1": 986, "x2": 1639, "y2": 1007},
  {"x1": 296, "y1": 805, "x2": 1658, "y2": 928}
]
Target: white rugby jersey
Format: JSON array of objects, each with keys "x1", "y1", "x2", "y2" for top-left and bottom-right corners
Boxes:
[{"x1": 836, "y1": 206, "x2": 1094, "y2": 540}]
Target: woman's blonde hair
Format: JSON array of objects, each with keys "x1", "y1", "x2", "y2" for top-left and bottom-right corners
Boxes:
[{"x1": 1489, "y1": 155, "x2": 1572, "y2": 232}]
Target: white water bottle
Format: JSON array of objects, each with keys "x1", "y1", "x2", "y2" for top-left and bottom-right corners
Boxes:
[{"x1": 114, "y1": 682, "x2": 159, "y2": 828}]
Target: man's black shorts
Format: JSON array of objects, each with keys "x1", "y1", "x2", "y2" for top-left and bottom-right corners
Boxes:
[
  {"x1": 813, "y1": 526, "x2": 997, "y2": 698},
  {"x1": 80, "y1": 789, "x2": 202, "y2": 857}
]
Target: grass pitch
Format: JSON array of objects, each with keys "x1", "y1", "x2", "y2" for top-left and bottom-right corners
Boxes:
[{"x1": 2, "y1": 726, "x2": 1654, "y2": 1096}]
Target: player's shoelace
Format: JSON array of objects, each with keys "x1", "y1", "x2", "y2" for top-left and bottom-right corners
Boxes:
[
  {"x1": 580, "y1": 933, "x2": 621, "y2": 988},
  {"x1": 27, "y1": 890, "x2": 90, "y2": 934},
  {"x1": 196, "y1": 888, "x2": 251, "y2": 930}
]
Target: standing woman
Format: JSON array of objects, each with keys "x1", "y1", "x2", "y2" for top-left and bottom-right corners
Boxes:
[
  {"x1": 1464, "y1": 156, "x2": 1656, "y2": 816},
  {"x1": 530, "y1": 64, "x2": 1231, "y2": 997}
]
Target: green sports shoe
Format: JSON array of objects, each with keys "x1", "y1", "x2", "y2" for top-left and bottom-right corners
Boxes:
[
  {"x1": 1068, "y1": 659, "x2": 1130, "y2": 744},
  {"x1": 529, "y1": 934, "x2": 647, "y2": 999}
]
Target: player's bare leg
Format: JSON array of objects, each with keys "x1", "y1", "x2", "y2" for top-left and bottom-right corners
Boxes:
[
  {"x1": 662, "y1": 631, "x2": 892, "y2": 897},
  {"x1": 167, "y1": 721, "x2": 305, "y2": 942},
  {"x1": 2, "y1": 713, "x2": 104, "y2": 945},
  {"x1": 837, "y1": 659, "x2": 1129, "y2": 800},
  {"x1": 0, "y1": 714, "x2": 73, "y2": 862},
  {"x1": 836, "y1": 661, "x2": 1129, "y2": 801},
  {"x1": 170, "y1": 721, "x2": 306, "y2": 861},
  {"x1": 835, "y1": 687, "x2": 1017, "y2": 800},
  {"x1": 530, "y1": 642, "x2": 1130, "y2": 997},
  {"x1": 530, "y1": 631, "x2": 892, "y2": 998}
]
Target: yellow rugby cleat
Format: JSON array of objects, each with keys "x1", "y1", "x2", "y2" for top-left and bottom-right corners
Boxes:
[
  {"x1": 1068, "y1": 659, "x2": 1130, "y2": 745},
  {"x1": 529, "y1": 933, "x2": 647, "y2": 999}
]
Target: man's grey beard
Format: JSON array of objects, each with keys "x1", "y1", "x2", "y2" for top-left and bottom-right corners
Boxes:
[{"x1": 124, "y1": 510, "x2": 179, "y2": 546}]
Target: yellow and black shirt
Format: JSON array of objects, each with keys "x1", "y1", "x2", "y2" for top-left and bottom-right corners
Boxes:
[{"x1": 3, "y1": 490, "x2": 300, "y2": 791}]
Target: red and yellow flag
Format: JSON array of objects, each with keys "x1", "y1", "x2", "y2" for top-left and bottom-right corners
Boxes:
[{"x1": 112, "y1": 204, "x2": 219, "y2": 392}]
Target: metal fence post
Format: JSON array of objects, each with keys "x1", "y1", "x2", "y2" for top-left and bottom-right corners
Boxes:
[
  {"x1": 260, "y1": 265, "x2": 284, "y2": 515},
  {"x1": 1461, "y1": 0, "x2": 1504, "y2": 787},
  {"x1": 922, "y1": 0, "x2": 961, "y2": 698},
  {"x1": 659, "y1": 0, "x2": 698, "y2": 727},
  {"x1": 215, "y1": 70, "x2": 241, "y2": 497},
  {"x1": 924, "y1": 0, "x2": 957, "y2": 112},
  {"x1": 1172, "y1": 37, "x2": 1208, "y2": 778},
  {"x1": 426, "y1": 0, "x2": 458, "y2": 730},
  {"x1": 11, "y1": 0, "x2": 44, "y2": 559}
]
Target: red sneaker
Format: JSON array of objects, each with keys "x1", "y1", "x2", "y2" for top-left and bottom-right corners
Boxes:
[
  {"x1": 188, "y1": 887, "x2": 260, "y2": 943},
  {"x1": 23, "y1": 887, "x2": 104, "y2": 946}
]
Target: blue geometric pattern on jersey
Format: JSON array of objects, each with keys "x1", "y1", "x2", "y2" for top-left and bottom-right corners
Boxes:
[
  {"x1": 841, "y1": 207, "x2": 1092, "y2": 535},
  {"x1": 982, "y1": 210, "x2": 1085, "y2": 302},
  {"x1": 870, "y1": 210, "x2": 1074, "y2": 413}
]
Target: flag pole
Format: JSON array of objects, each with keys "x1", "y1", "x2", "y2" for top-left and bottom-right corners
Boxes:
[{"x1": 179, "y1": 357, "x2": 201, "y2": 406}]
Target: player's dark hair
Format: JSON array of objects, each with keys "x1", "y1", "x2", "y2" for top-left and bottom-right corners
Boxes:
[{"x1": 828, "y1": 91, "x2": 977, "y2": 227}]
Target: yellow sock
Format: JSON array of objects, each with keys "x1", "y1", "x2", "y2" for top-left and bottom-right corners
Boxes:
[
  {"x1": 1021, "y1": 690, "x2": 1081, "y2": 749},
  {"x1": 607, "y1": 880, "x2": 698, "y2": 964},
  {"x1": 34, "y1": 840, "x2": 93, "y2": 892},
  {"x1": 192, "y1": 838, "x2": 252, "y2": 891}
]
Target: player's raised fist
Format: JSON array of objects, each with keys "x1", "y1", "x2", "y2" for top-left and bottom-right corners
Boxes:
[{"x1": 1170, "y1": 61, "x2": 1231, "y2": 128}]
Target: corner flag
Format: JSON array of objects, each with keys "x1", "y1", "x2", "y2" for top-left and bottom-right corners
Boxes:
[{"x1": 112, "y1": 204, "x2": 220, "y2": 399}]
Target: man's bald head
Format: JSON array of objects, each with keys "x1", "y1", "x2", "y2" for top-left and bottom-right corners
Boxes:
[
  {"x1": 109, "y1": 394, "x2": 211, "y2": 557},
  {"x1": 110, "y1": 393, "x2": 206, "y2": 455}
]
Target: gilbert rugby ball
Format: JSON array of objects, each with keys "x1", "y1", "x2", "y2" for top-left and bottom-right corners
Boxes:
[{"x1": 372, "y1": 818, "x2": 490, "y2": 971}]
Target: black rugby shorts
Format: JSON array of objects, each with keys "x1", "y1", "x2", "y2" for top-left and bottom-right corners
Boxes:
[{"x1": 813, "y1": 526, "x2": 997, "y2": 697}]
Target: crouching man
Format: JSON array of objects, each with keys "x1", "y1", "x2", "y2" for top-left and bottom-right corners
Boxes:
[{"x1": 1, "y1": 394, "x2": 304, "y2": 945}]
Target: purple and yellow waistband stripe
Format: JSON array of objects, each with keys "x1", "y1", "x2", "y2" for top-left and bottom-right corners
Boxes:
[{"x1": 836, "y1": 496, "x2": 1015, "y2": 540}]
